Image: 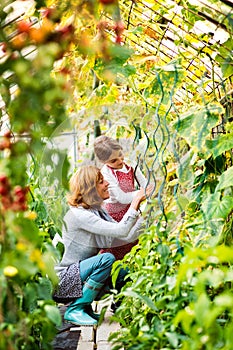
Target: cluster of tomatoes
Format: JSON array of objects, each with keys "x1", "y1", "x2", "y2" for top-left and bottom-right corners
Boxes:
[
  {"x1": 97, "y1": 19, "x2": 125, "y2": 53},
  {"x1": 0, "y1": 174, "x2": 29, "y2": 211},
  {"x1": 0, "y1": 131, "x2": 11, "y2": 151},
  {"x1": 1, "y1": 3, "x2": 125, "y2": 66},
  {"x1": 4, "y1": 8, "x2": 75, "y2": 57},
  {"x1": 0, "y1": 132, "x2": 28, "y2": 212},
  {"x1": 114, "y1": 21, "x2": 125, "y2": 44}
]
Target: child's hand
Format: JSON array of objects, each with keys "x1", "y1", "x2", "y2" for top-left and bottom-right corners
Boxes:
[
  {"x1": 142, "y1": 184, "x2": 154, "y2": 198},
  {"x1": 131, "y1": 184, "x2": 154, "y2": 211}
]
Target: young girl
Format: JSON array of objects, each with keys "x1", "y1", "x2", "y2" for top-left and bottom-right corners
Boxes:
[{"x1": 94, "y1": 135, "x2": 148, "y2": 260}]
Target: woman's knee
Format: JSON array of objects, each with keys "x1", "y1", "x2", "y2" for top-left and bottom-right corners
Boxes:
[{"x1": 100, "y1": 252, "x2": 116, "y2": 266}]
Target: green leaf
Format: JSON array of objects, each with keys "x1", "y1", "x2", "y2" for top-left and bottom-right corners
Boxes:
[
  {"x1": 165, "y1": 331, "x2": 179, "y2": 348},
  {"x1": 173, "y1": 104, "x2": 223, "y2": 153},
  {"x1": 201, "y1": 192, "x2": 233, "y2": 220},
  {"x1": 44, "y1": 305, "x2": 61, "y2": 326},
  {"x1": 23, "y1": 283, "x2": 38, "y2": 312},
  {"x1": 216, "y1": 166, "x2": 233, "y2": 192},
  {"x1": 214, "y1": 293, "x2": 233, "y2": 308},
  {"x1": 213, "y1": 245, "x2": 233, "y2": 263},
  {"x1": 108, "y1": 44, "x2": 134, "y2": 63},
  {"x1": 37, "y1": 277, "x2": 53, "y2": 300},
  {"x1": 157, "y1": 244, "x2": 170, "y2": 258},
  {"x1": 176, "y1": 194, "x2": 189, "y2": 211},
  {"x1": 194, "y1": 294, "x2": 210, "y2": 325},
  {"x1": 177, "y1": 150, "x2": 195, "y2": 186},
  {"x1": 105, "y1": 63, "x2": 136, "y2": 78},
  {"x1": 14, "y1": 216, "x2": 40, "y2": 243},
  {"x1": 221, "y1": 56, "x2": 233, "y2": 78},
  {"x1": 215, "y1": 38, "x2": 233, "y2": 78},
  {"x1": 174, "y1": 308, "x2": 194, "y2": 334},
  {"x1": 147, "y1": 62, "x2": 182, "y2": 97},
  {"x1": 123, "y1": 289, "x2": 157, "y2": 311},
  {"x1": 181, "y1": 4, "x2": 201, "y2": 29},
  {"x1": 206, "y1": 133, "x2": 233, "y2": 158}
]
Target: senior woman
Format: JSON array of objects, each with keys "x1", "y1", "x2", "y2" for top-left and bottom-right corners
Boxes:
[{"x1": 54, "y1": 165, "x2": 152, "y2": 326}]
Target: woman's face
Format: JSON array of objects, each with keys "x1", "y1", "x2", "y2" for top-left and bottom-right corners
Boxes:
[
  {"x1": 105, "y1": 149, "x2": 124, "y2": 169},
  {"x1": 96, "y1": 176, "x2": 110, "y2": 200}
]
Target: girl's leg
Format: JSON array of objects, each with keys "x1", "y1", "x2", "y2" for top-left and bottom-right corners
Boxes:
[{"x1": 79, "y1": 252, "x2": 115, "y2": 283}]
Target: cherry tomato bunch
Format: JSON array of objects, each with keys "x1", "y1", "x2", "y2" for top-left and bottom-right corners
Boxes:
[{"x1": 0, "y1": 174, "x2": 28, "y2": 211}]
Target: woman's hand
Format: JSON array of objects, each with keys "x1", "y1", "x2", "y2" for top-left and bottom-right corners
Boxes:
[{"x1": 130, "y1": 184, "x2": 154, "y2": 211}]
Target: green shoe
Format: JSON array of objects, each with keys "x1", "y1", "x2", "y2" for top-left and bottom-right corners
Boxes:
[
  {"x1": 64, "y1": 307, "x2": 97, "y2": 326},
  {"x1": 64, "y1": 278, "x2": 104, "y2": 326}
]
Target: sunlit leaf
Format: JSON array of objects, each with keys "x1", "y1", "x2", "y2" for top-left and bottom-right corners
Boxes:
[
  {"x1": 215, "y1": 38, "x2": 233, "y2": 78},
  {"x1": 215, "y1": 166, "x2": 233, "y2": 192},
  {"x1": 201, "y1": 192, "x2": 233, "y2": 220},
  {"x1": 173, "y1": 104, "x2": 223, "y2": 153},
  {"x1": 206, "y1": 133, "x2": 233, "y2": 158},
  {"x1": 165, "y1": 331, "x2": 179, "y2": 348}
]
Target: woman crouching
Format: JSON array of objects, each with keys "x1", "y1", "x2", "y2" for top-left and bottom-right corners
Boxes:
[{"x1": 54, "y1": 165, "x2": 152, "y2": 325}]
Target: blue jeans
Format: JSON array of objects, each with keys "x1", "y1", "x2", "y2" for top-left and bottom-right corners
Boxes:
[{"x1": 79, "y1": 253, "x2": 115, "y2": 284}]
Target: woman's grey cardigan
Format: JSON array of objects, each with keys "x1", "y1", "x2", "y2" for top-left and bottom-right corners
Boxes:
[{"x1": 55, "y1": 206, "x2": 143, "y2": 276}]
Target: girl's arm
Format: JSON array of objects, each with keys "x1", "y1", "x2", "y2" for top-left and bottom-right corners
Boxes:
[
  {"x1": 95, "y1": 185, "x2": 152, "y2": 247},
  {"x1": 101, "y1": 164, "x2": 144, "y2": 204},
  {"x1": 112, "y1": 184, "x2": 153, "y2": 244}
]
